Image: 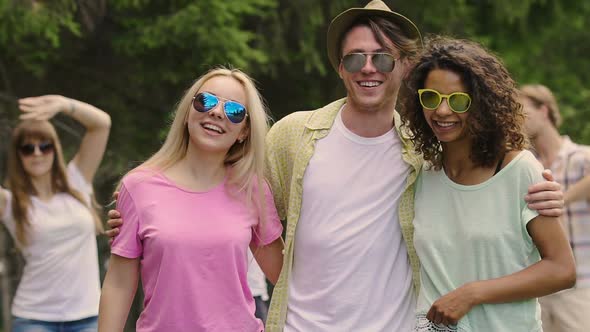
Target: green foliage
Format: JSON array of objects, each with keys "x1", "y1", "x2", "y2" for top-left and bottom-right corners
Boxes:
[
  {"x1": 0, "y1": 0, "x2": 79, "y2": 75},
  {"x1": 480, "y1": 0, "x2": 590, "y2": 144},
  {"x1": 109, "y1": 0, "x2": 274, "y2": 84}
]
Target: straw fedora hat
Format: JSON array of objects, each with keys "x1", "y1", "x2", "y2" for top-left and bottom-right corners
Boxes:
[{"x1": 326, "y1": 0, "x2": 422, "y2": 72}]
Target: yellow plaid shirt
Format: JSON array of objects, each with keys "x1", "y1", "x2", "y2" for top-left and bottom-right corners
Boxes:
[{"x1": 264, "y1": 98, "x2": 423, "y2": 331}]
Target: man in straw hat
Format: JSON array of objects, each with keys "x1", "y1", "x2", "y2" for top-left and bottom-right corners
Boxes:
[{"x1": 263, "y1": 1, "x2": 563, "y2": 331}]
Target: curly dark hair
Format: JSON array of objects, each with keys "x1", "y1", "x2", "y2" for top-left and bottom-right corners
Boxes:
[{"x1": 400, "y1": 36, "x2": 527, "y2": 170}]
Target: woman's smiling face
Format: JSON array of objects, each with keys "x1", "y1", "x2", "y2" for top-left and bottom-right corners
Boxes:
[
  {"x1": 422, "y1": 68, "x2": 471, "y2": 145},
  {"x1": 187, "y1": 75, "x2": 249, "y2": 156}
]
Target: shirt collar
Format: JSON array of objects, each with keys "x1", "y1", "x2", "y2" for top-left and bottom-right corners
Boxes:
[{"x1": 304, "y1": 98, "x2": 346, "y2": 130}]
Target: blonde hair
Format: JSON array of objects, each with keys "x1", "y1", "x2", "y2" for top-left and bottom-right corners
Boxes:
[
  {"x1": 519, "y1": 84, "x2": 562, "y2": 129},
  {"x1": 6, "y1": 120, "x2": 103, "y2": 245},
  {"x1": 131, "y1": 67, "x2": 271, "y2": 238}
]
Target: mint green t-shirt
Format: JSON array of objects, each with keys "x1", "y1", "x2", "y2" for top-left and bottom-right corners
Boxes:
[{"x1": 414, "y1": 150, "x2": 543, "y2": 332}]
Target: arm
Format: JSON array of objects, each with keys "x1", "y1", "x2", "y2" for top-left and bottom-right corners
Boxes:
[
  {"x1": 18, "y1": 95, "x2": 111, "y2": 183},
  {"x1": 98, "y1": 254, "x2": 140, "y2": 332},
  {"x1": 250, "y1": 238, "x2": 284, "y2": 285},
  {"x1": 564, "y1": 174, "x2": 590, "y2": 205},
  {"x1": 427, "y1": 214, "x2": 576, "y2": 326},
  {"x1": 248, "y1": 177, "x2": 285, "y2": 285},
  {"x1": 0, "y1": 187, "x2": 7, "y2": 220},
  {"x1": 525, "y1": 169, "x2": 564, "y2": 217}
]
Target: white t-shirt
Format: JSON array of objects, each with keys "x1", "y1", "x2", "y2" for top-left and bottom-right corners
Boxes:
[
  {"x1": 284, "y1": 107, "x2": 416, "y2": 331},
  {"x1": 1, "y1": 162, "x2": 100, "y2": 321}
]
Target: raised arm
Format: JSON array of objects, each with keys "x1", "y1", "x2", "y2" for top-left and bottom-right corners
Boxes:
[
  {"x1": 18, "y1": 95, "x2": 111, "y2": 183},
  {"x1": 98, "y1": 255, "x2": 140, "y2": 332}
]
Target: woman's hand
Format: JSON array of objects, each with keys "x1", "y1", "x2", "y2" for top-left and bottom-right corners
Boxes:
[
  {"x1": 427, "y1": 283, "x2": 478, "y2": 326},
  {"x1": 18, "y1": 95, "x2": 70, "y2": 121}
]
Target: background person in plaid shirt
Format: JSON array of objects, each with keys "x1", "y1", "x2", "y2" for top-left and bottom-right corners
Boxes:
[{"x1": 520, "y1": 84, "x2": 590, "y2": 332}]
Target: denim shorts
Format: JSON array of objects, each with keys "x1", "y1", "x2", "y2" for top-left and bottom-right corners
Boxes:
[{"x1": 11, "y1": 316, "x2": 97, "y2": 332}]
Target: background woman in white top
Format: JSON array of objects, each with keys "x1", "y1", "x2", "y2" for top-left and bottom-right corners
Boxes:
[{"x1": 0, "y1": 95, "x2": 111, "y2": 332}]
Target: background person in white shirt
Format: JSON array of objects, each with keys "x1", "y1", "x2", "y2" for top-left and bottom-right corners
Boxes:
[{"x1": 0, "y1": 95, "x2": 111, "y2": 332}]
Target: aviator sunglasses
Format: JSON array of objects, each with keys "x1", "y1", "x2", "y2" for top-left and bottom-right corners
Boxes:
[
  {"x1": 19, "y1": 142, "x2": 55, "y2": 156},
  {"x1": 341, "y1": 52, "x2": 398, "y2": 73},
  {"x1": 192, "y1": 92, "x2": 248, "y2": 124},
  {"x1": 418, "y1": 89, "x2": 472, "y2": 113}
]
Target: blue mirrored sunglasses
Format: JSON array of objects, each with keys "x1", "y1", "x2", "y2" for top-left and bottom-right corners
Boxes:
[{"x1": 192, "y1": 92, "x2": 248, "y2": 124}]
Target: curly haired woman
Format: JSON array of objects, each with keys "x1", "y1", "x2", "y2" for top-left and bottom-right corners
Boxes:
[{"x1": 400, "y1": 37, "x2": 576, "y2": 332}]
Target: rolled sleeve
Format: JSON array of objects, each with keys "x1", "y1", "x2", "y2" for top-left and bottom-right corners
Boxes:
[
  {"x1": 251, "y1": 180, "x2": 283, "y2": 247},
  {"x1": 111, "y1": 182, "x2": 143, "y2": 258}
]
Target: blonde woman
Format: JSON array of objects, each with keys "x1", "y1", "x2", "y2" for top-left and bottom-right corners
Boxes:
[
  {"x1": 98, "y1": 68, "x2": 284, "y2": 332},
  {"x1": 0, "y1": 95, "x2": 111, "y2": 332}
]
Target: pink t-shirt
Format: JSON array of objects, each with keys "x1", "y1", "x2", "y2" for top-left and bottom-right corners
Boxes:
[{"x1": 111, "y1": 169, "x2": 283, "y2": 332}]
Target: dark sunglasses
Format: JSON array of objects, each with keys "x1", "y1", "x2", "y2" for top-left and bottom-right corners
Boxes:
[
  {"x1": 19, "y1": 142, "x2": 55, "y2": 156},
  {"x1": 341, "y1": 52, "x2": 397, "y2": 73},
  {"x1": 418, "y1": 89, "x2": 472, "y2": 113},
  {"x1": 192, "y1": 92, "x2": 248, "y2": 124}
]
